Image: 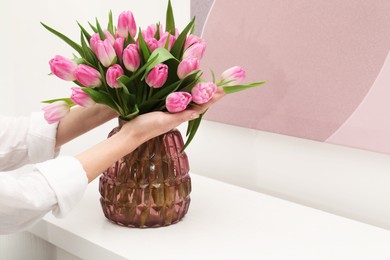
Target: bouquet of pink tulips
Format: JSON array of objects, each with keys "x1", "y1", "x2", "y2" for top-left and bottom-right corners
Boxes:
[{"x1": 42, "y1": 0, "x2": 264, "y2": 149}]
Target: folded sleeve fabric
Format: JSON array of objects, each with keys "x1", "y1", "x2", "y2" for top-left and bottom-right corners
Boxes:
[
  {"x1": 0, "y1": 113, "x2": 88, "y2": 234},
  {"x1": 0, "y1": 112, "x2": 59, "y2": 171}
]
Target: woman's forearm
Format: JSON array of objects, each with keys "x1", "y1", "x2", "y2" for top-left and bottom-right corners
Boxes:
[
  {"x1": 55, "y1": 105, "x2": 117, "y2": 148},
  {"x1": 75, "y1": 128, "x2": 140, "y2": 182}
]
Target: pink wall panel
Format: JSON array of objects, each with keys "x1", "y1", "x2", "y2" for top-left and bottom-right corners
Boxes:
[{"x1": 199, "y1": 0, "x2": 390, "y2": 154}]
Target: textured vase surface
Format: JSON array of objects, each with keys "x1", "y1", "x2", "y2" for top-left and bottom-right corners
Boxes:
[{"x1": 99, "y1": 123, "x2": 191, "y2": 228}]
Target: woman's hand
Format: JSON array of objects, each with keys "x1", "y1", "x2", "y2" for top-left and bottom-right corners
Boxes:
[
  {"x1": 119, "y1": 87, "x2": 226, "y2": 144},
  {"x1": 76, "y1": 87, "x2": 225, "y2": 182}
]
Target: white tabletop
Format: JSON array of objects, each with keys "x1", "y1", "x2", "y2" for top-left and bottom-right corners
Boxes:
[{"x1": 29, "y1": 174, "x2": 390, "y2": 260}]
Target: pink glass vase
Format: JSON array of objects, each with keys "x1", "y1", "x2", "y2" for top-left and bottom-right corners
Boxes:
[{"x1": 99, "y1": 120, "x2": 191, "y2": 228}]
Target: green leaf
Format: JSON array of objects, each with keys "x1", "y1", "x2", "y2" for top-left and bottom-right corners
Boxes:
[
  {"x1": 137, "y1": 29, "x2": 151, "y2": 63},
  {"x1": 124, "y1": 32, "x2": 136, "y2": 46},
  {"x1": 178, "y1": 70, "x2": 202, "y2": 92},
  {"x1": 210, "y1": 69, "x2": 216, "y2": 83},
  {"x1": 117, "y1": 54, "x2": 159, "y2": 85},
  {"x1": 223, "y1": 81, "x2": 266, "y2": 94},
  {"x1": 88, "y1": 22, "x2": 98, "y2": 33},
  {"x1": 123, "y1": 104, "x2": 139, "y2": 120},
  {"x1": 73, "y1": 80, "x2": 84, "y2": 87},
  {"x1": 190, "y1": 17, "x2": 196, "y2": 34},
  {"x1": 186, "y1": 119, "x2": 195, "y2": 136},
  {"x1": 151, "y1": 80, "x2": 181, "y2": 100},
  {"x1": 80, "y1": 32, "x2": 97, "y2": 66},
  {"x1": 164, "y1": 33, "x2": 171, "y2": 49},
  {"x1": 77, "y1": 21, "x2": 91, "y2": 42},
  {"x1": 154, "y1": 22, "x2": 161, "y2": 40},
  {"x1": 117, "y1": 75, "x2": 132, "y2": 87},
  {"x1": 82, "y1": 88, "x2": 118, "y2": 112},
  {"x1": 107, "y1": 10, "x2": 114, "y2": 35},
  {"x1": 116, "y1": 88, "x2": 133, "y2": 115},
  {"x1": 165, "y1": 0, "x2": 176, "y2": 35},
  {"x1": 96, "y1": 18, "x2": 106, "y2": 40},
  {"x1": 118, "y1": 76, "x2": 138, "y2": 96},
  {"x1": 118, "y1": 81, "x2": 131, "y2": 96},
  {"x1": 182, "y1": 112, "x2": 205, "y2": 151},
  {"x1": 41, "y1": 98, "x2": 75, "y2": 106},
  {"x1": 138, "y1": 98, "x2": 162, "y2": 114},
  {"x1": 41, "y1": 22, "x2": 83, "y2": 56},
  {"x1": 142, "y1": 48, "x2": 178, "y2": 80},
  {"x1": 170, "y1": 17, "x2": 195, "y2": 59}
]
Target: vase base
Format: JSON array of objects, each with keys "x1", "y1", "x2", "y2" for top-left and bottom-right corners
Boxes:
[{"x1": 99, "y1": 197, "x2": 191, "y2": 228}]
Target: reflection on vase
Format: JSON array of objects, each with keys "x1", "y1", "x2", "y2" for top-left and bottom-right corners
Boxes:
[{"x1": 99, "y1": 123, "x2": 191, "y2": 228}]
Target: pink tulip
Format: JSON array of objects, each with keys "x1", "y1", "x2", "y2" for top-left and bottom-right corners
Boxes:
[
  {"x1": 158, "y1": 32, "x2": 176, "y2": 51},
  {"x1": 145, "y1": 64, "x2": 168, "y2": 88},
  {"x1": 70, "y1": 87, "x2": 95, "y2": 107},
  {"x1": 89, "y1": 33, "x2": 101, "y2": 53},
  {"x1": 142, "y1": 23, "x2": 163, "y2": 40},
  {"x1": 113, "y1": 37, "x2": 125, "y2": 61},
  {"x1": 74, "y1": 64, "x2": 102, "y2": 87},
  {"x1": 104, "y1": 30, "x2": 115, "y2": 46},
  {"x1": 89, "y1": 31, "x2": 115, "y2": 52},
  {"x1": 106, "y1": 64, "x2": 124, "y2": 88},
  {"x1": 42, "y1": 101, "x2": 70, "y2": 124},
  {"x1": 123, "y1": 44, "x2": 140, "y2": 72},
  {"x1": 221, "y1": 66, "x2": 246, "y2": 86},
  {"x1": 191, "y1": 82, "x2": 217, "y2": 104},
  {"x1": 49, "y1": 55, "x2": 77, "y2": 81},
  {"x1": 184, "y1": 34, "x2": 200, "y2": 50},
  {"x1": 94, "y1": 39, "x2": 117, "y2": 67},
  {"x1": 177, "y1": 58, "x2": 199, "y2": 79},
  {"x1": 183, "y1": 39, "x2": 206, "y2": 60},
  {"x1": 117, "y1": 11, "x2": 137, "y2": 39},
  {"x1": 166, "y1": 92, "x2": 192, "y2": 113},
  {"x1": 145, "y1": 37, "x2": 159, "y2": 52}
]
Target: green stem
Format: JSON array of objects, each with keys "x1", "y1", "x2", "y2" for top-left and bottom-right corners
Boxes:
[
  {"x1": 148, "y1": 87, "x2": 154, "y2": 99},
  {"x1": 115, "y1": 88, "x2": 125, "y2": 114}
]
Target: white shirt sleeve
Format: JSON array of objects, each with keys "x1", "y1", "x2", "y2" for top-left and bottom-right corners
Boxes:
[
  {"x1": 0, "y1": 112, "x2": 59, "y2": 170},
  {"x1": 0, "y1": 113, "x2": 88, "y2": 234}
]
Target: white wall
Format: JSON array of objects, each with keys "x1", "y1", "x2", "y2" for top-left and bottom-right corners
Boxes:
[
  {"x1": 0, "y1": 0, "x2": 190, "y2": 116},
  {"x1": 180, "y1": 120, "x2": 390, "y2": 230},
  {"x1": 0, "y1": 0, "x2": 190, "y2": 259}
]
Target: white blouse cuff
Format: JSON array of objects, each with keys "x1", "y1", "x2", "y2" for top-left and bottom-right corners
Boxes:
[
  {"x1": 35, "y1": 156, "x2": 88, "y2": 218},
  {"x1": 27, "y1": 112, "x2": 60, "y2": 163}
]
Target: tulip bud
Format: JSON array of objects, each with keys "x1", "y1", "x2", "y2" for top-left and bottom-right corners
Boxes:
[
  {"x1": 142, "y1": 23, "x2": 163, "y2": 40},
  {"x1": 191, "y1": 82, "x2": 217, "y2": 104},
  {"x1": 123, "y1": 44, "x2": 140, "y2": 72},
  {"x1": 113, "y1": 37, "x2": 125, "y2": 61},
  {"x1": 70, "y1": 87, "x2": 95, "y2": 107},
  {"x1": 221, "y1": 66, "x2": 246, "y2": 86},
  {"x1": 49, "y1": 55, "x2": 77, "y2": 81},
  {"x1": 89, "y1": 33, "x2": 101, "y2": 53},
  {"x1": 184, "y1": 34, "x2": 200, "y2": 50},
  {"x1": 183, "y1": 39, "x2": 206, "y2": 60},
  {"x1": 145, "y1": 38, "x2": 159, "y2": 52},
  {"x1": 158, "y1": 32, "x2": 177, "y2": 51},
  {"x1": 74, "y1": 64, "x2": 102, "y2": 87},
  {"x1": 94, "y1": 39, "x2": 117, "y2": 67},
  {"x1": 166, "y1": 92, "x2": 192, "y2": 113},
  {"x1": 104, "y1": 30, "x2": 115, "y2": 46},
  {"x1": 145, "y1": 64, "x2": 169, "y2": 88},
  {"x1": 42, "y1": 101, "x2": 70, "y2": 124},
  {"x1": 90, "y1": 31, "x2": 115, "y2": 52},
  {"x1": 117, "y1": 11, "x2": 137, "y2": 39},
  {"x1": 106, "y1": 64, "x2": 124, "y2": 88},
  {"x1": 177, "y1": 58, "x2": 199, "y2": 79}
]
